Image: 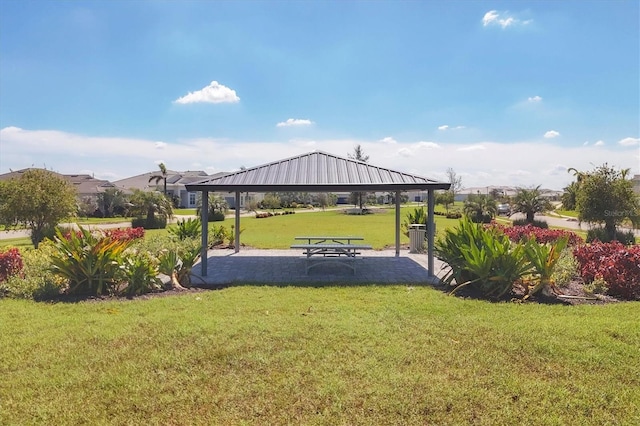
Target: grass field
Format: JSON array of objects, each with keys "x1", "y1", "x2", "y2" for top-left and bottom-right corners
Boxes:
[
  {"x1": 2, "y1": 205, "x2": 639, "y2": 424},
  {"x1": 1, "y1": 286, "x2": 638, "y2": 425},
  {"x1": 0, "y1": 206, "x2": 459, "y2": 250}
]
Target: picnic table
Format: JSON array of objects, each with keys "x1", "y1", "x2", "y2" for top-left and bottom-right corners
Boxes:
[{"x1": 290, "y1": 236, "x2": 372, "y2": 274}]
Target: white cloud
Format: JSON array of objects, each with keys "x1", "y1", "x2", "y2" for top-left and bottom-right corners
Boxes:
[
  {"x1": 416, "y1": 141, "x2": 441, "y2": 149},
  {"x1": 1, "y1": 127, "x2": 638, "y2": 191},
  {"x1": 528, "y1": 96, "x2": 542, "y2": 103},
  {"x1": 482, "y1": 10, "x2": 531, "y2": 28},
  {"x1": 594, "y1": 140, "x2": 605, "y2": 146},
  {"x1": 397, "y1": 141, "x2": 440, "y2": 158},
  {"x1": 380, "y1": 137, "x2": 397, "y2": 144},
  {"x1": 457, "y1": 144, "x2": 486, "y2": 151},
  {"x1": 544, "y1": 130, "x2": 560, "y2": 138},
  {"x1": 438, "y1": 125, "x2": 465, "y2": 131},
  {"x1": 174, "y1": 81, "x2": 240, "y2": 104},
  {"x1": 619, "y1": 137, "x2": 640, "y2": 146},
  {"x1": 398, "y1": 148, "x2": 413, "y2": 157},
  {"x1": 154, "y1": 141, "x2": 167, "y2": 149},
  {"x1": 276, "y1": 118, "x2": 314, "y2": 128}
]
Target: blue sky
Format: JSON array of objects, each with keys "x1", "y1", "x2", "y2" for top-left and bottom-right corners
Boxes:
[{"x1": 1, "y1": 0, "x2": 638, "y2": 190}]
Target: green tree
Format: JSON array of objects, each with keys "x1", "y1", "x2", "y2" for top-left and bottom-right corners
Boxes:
[
  {"x1": 435, "y1": 191, "x2": 454, "y2": 212},
  {"x1": 348, "y1": 144, "x2": 370, "y2": 210},
  {"x1": 262, "y1": 193, "x2": 281, "y2": 211},
  {"x1": 0, "y1": 169, "x2": 77, "y2": 248},
  {"x1": 148, "y1": 162, "x2": 168, "y2": 196},
  {"x1": 463, "y1": 194, "x2": 497, "y2": 223},
  {"x1": 513, "y1": 186, "x2": 552, "y2": 224},
  {"x1": 574, "y1": 164, "x2": 639, "y2": 240}
]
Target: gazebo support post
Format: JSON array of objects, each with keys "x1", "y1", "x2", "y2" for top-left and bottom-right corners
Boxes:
[
  {"x1": 200, "y1": 190, "x2": 209, "y2": 276},
  {"x1": 234, "y1": 191, "x2": 240, "y2": 253},
  {"x1": 395, "y1": 191, "x2": 401, "y2": 257},
  {"x1": 427, "y1": 189, "x2": 435, "y2": 277}
]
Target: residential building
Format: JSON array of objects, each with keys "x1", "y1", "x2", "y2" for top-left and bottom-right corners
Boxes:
[{"x1": 0, "y1": 168, "x2": 115, "y2": 200}]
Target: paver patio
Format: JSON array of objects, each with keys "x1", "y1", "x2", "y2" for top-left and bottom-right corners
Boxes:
[{"x1": 191, "y1": 248, "x2": 446, "y2": 286}]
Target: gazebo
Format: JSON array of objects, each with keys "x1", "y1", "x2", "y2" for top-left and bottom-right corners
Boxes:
[{"x1": 185, "y1": 151, "x2": 451, "y2": 278}]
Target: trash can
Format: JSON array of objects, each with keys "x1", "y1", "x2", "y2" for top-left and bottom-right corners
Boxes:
[{"x1": 409, "y1": 224, "x2": 426, "y2": 253}]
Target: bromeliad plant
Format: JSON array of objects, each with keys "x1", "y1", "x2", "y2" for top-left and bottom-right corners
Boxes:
[
  {"x1": 436, "y1": 218, "x2": 532, "y2": 299},
  {"x1": 168, "y1": 218, "x2": 202, "y2": 241},
  {"x1": 520, "y1": 236, "x2": 569, "y2": 299},
  {"x1": 158, "y1": 239, "x2": 202, "y2": 290},
  {"x1": 50, "y1": 227, "x2": 132, "y2": 296},
  {"x1": 436, "y1": 218, "x2": 572, "y2": 300}
]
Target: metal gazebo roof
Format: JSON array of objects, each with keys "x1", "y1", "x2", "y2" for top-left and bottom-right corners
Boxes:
[{"x1": 185, "y1": 151, "x2": 450, "y2": 193}]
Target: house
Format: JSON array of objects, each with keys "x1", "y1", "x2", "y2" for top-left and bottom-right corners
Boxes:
[
  {"x1": 112, "y1": 170, "x2": 219, "y2": 208},
  {"x1": 0, "y1": 168, "x2": 115, "y2": 201}
]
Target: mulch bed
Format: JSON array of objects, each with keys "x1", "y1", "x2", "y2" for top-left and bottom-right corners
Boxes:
[{"x1": 435, "y1": 277, "x2": 621, "y2": 306}]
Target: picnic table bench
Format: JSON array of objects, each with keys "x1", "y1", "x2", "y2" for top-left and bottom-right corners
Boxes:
[{"x1": 290, "y1": 236, "x2": 372, "y2": 274}]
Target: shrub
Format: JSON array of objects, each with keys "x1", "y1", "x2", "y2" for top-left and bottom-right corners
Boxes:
[
  {"x1": 512, "y1": 218, "x2": 549, "y2": 229},
  {"x1": 207, "y1": 211, "x2": 225, "y2": 222},
  {"x1": 131, "y1": 216, "x2": 167, "y2": 229},
  {"x1": 490, "y1": 223, "x2": 582, "y2": 246},
  {"x1": 446, "y1": 211, "x2": 462, "y2": 219},
  {"x1": 0, "y1": 247, "x2": 23, "y2": 282},
  {"x1": 402, "y1": 207, "x2": 427, "y2": 237},
  {"x1": 0, "y1": 242, "x2": 65, "y2": 299},
  {"x1": 586, "y1": 227, "x2": 636, "y2": 245},
  {"x1": 583, "y1": 275, "x2": 608, "y2": 295},
  {"x1": 550, "y1": 248, "x2": 579, "y2": 288},
  {"x1": 120, "y1": 250, "x2": 162, "y2": 296},
  {"x1": 208, "y1": 224, "x2": 239, "y2": 247},
  {"x1": 573, "y1": 242, "x2": 640, "y2": 300},
  {"x1": 103, "y1": 227, "x2": 145, "y2": 242}
]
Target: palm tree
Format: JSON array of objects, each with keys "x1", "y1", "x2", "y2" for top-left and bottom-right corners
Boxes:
[
  {"x1": 148, "y1": 163, "x2": 168, "y2": 196},
  {"x1": 561, "y1": 181, "x2": 579, "y2": 211},
  {"x1": 129, "y1": 189, "x2": 173, "y2": 225},
  {"x1": 513, "y1": 186, "x2": 552, "y2": 224},
  {"x1": 463, "y1": 194, "x2": 497, "y2": 223}
]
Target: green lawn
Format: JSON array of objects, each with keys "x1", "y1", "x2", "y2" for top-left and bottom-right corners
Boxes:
[
  {"x1": 1, "y1": 287, "x2": 638, "y2": 425},
  {"x1": 237, "y1": 207, "x2": 458, "y2": 249},
  {"x1": 0, "y1": 206, "x2": 460, "y2": 250}
]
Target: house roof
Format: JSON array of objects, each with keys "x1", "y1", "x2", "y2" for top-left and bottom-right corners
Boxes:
[
  {"x1": 0, "y1": 168, "x2": 114, "y2": 196},
  {"x1": 186, "y1": 151, "x2": 451, "y2": 193},
  {"x1": 113, "y1": 170, "x2": 210, "y2": 192}
]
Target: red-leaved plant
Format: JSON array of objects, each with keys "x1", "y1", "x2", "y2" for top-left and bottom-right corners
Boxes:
[
  {"x1": 0, "y1": 248, "x2": 24, "y2": 282},
  {"x1": 489, "y1": 223, "x2": 582, "y2": 246},
  {"x1": 573, "y1": 241, "x2": 640, "y2": 300}
]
